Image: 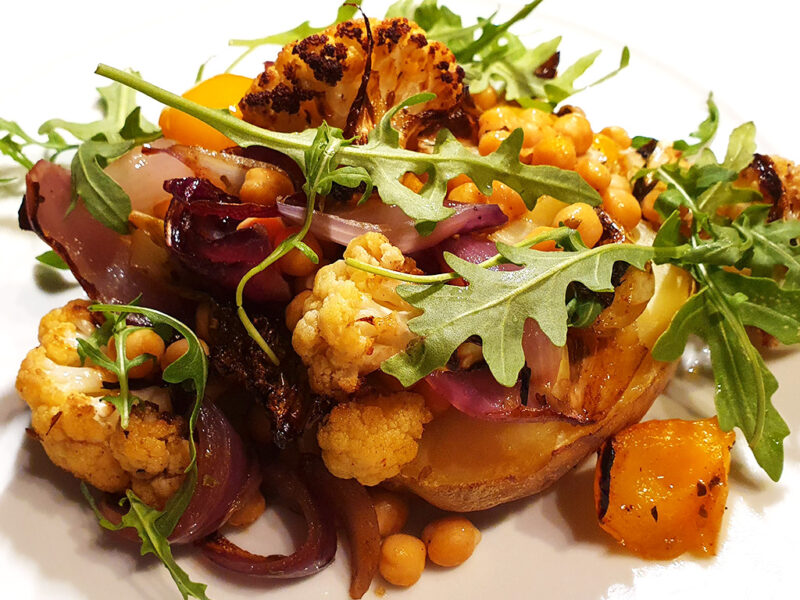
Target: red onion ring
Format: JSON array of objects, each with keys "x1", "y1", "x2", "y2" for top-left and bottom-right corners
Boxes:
[
  {"x1": 170, "y1": 402, "x2": 250, "y2": 544},
  {"x1": 200, "y1": 460, "x2": 337, "y2": 578},
  {"x1": 300, "y1": 456, "x2": 380, "y2": 599},
  {"x1": 277, "y1": 198, "x2": 507, "y2": 253}
]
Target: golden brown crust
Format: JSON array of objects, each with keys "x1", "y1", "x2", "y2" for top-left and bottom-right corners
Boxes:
[{"x1": 239, "y1": 18, "x2": 464, "y2": 135}]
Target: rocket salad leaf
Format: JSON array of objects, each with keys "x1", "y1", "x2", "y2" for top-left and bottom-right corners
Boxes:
[{"x1": 80, "y1": 303, "x2": 209, "y2": 599}]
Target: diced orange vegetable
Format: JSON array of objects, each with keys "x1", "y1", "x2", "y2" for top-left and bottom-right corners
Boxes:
[
  {"x1": 159, "y1": 74, "x2": 253, "y2": 151},
  {"x1": 594, "y1": 417, "x2": 735, "y2": 560}
]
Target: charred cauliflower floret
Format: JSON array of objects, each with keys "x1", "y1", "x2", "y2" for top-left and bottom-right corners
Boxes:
[
  {"x1": 292, "y1": 233, "x2": 420, "y2": 397},
  {"x1": 317, "y1": 391, "x2": 432, "y2": 486},
  {"x1": 240, "y1": 17, "x2": 465, "y2": 136},
  {"x1": 16, "y1": 300, "x2": 190, "y2": 509}
]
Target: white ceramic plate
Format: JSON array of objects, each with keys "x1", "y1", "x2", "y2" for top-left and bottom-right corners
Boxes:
[{"x1": 1, "y1": 1, "x2": 798, "y2": 598}]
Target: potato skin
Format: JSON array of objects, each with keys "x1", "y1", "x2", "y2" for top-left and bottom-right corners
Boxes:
[{"x1": 388, "y1": 265, "x2": 693, "y2": 512}]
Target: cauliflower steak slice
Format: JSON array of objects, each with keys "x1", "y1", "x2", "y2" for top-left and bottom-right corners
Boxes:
[{"x1": 239, "y1": 17, "x2": 465, "y2": 137}]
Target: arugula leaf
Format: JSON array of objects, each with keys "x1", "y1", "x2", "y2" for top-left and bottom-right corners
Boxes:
[
  {"x1": 225, "y1": 1, "x2": 362, "y2": 73},
  {"x1": 652, "y1": 269, "x2": 791, "y2": 481},
  {"x1": 82, "y1": 486, "x2": 209, "y2": 600},
  {"x1": 95, "y1": 65, "x2": 601, "y2": 229},
  {"x1": 39, "y1": 80, "x2": 158, "y2": 144},
  {"x1": 382, "y1": 237, "x2": 657, "y2": 387},
  {"x1": 0, "y1": 118, "x2": 72, "y2": 169},
  {"x1": 35, "y1": 250, "x2": 70, "y2": 270},
  {"x1": 81, "y1": 303, "x2": 209, "y2": 599},
  {"x1": 733, "y1": 205, "x2": 800, "y2": 287},
  {"x1": 673, "y1": 93, "x2": 719, "y2": 157},
  {"x1": 392, "y1": 1, "x2": 629, "y2": 108},
  {"x1": 70, "y1": 141, "x2": 135, "y2": 233}
]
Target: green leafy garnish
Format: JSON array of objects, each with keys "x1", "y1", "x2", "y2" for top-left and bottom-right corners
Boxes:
[
  {"x1": 35, "y1": 250, "x2": 70, "y2": 270},
  {"x1": 381, "y1": 229, "x2": 665, "y2": 387},
  {"x1": 2, "y1": 78, "x2": 160, "y2": 233},
  {"x1": 95, "y1": 65, "x2": 600, "y2": 230},
  {"x1": 225, "y1": 1, "x2": 362, "y2": 73},
  {"x1": 82, "y1": 486, "x2": 209, "y2": 600},
  {"x1": 387, "y1": 0, "x2": 629, "y2": 108},
  {"x1": 646, "y1": 106, "x2": 796, "y2": 480},
  {"x1": 672, "y1": 93, "x2": 720, "y2": 157},
  {"x1": 80, "y1": 303, "x2": 208, "y2": 599}
]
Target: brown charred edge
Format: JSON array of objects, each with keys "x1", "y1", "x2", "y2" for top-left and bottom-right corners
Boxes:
[
  {"x1": 697, "y1": 481, "x2": 707, "y2": 497},
  {"x1": 25, "y1": 427, "x2": 41, "y2": 441},
  {"x1": 292, "y1": 35, "x2": 349, "y2": 86},
  {"x1": 534, "y1": 51, "x2": 560, "y2": 79},
  {"x1": 376, "y1": 18, "x2": 411, "y2": 49},
  {"x1": 402, "y1": 100, "x2": 481, "y2": 150},
  {"x1": 650, "y1": 505, "x2": 659, "y2": 522},
  {"x1": 47, "y1": 411, "x2": 63, "y2": 435},
  {"x1": 746, "y1": 153, "x2": 788, "y2": 221},
  {"x1": 636, "y1": 138, "x2": 658, "y2": 161},
  {"x1": 18, "y1": 195, "x2": 33, "y2": 231},
  {"x1": 556, "y1": 105, "x2": 578, "y2": 117},
  {"x1": 24, "y1": 175, "x2": 104, "y2": 303},
  {"x1": 241, "y1": 84, "x2": 319, "y2": 115},
  {"x1": 595, "y1": 208, "x2": 626, "y2": 245},
  {"x1": 344, "y1": 12, "x2": 374, "y2": 141},
  {"x1": 597, "y1": 439, "x2": 615, "y2": 521},
  {"x1": 206, "y1": 302, "x2": 319, "y2": 448},
  {"x1": 518, "y1": 365, "x2": 531, "y2": 406},
  {"x1": 632, "y1": 176, "x2": 657, "y2": 202}
]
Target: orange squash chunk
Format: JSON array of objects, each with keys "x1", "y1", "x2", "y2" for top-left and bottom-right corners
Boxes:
[{"x1": 594, "y1": 417, "x2": 735, "y2": 559}]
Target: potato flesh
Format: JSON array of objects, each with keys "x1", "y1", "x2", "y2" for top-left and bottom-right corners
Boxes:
[
  {"x1": 391, "y1": 265, "x2": 693, "y2": 511},
  {"x1": 594, "y1": 418, "x2": 735, "y2": 559}
]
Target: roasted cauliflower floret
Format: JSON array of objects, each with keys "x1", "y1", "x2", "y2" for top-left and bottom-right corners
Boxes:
[
  {"x1": 16, "y1": 300, "x2": 190, "y2": 509},
  {"x1": 317, "y1": 391, "x2": 432, "y2": 486},
  {"x1": 240, "y1": 17, "x2": 465, "y2": 136},
  {"x1": 292, "y1": 233, "x2": 420, "y2": 397}
]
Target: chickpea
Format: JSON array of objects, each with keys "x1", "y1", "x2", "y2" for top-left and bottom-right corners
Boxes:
[
  {"x1": 421, "y1": 516, "x2": 482, "y2": 567},
  {"x1": 447, "y1": 174, "x2": 473, "y2": 194},
  {"x1": 448, "y1": 182, "x2": 486, "y2": 205},
  {"x1": 553, "y1": 202, "x2": 603, "y2": 248},
  {"x1": 554, "y1": 113, "x2": 593, "y2": 154},
  {"x1": 370, "y1": 490, "x2": 409, "y2": 537},
  {"x1": 239, "y1": 167, "x2": 295, "y2": 206},
  {"x1": 478, "y1": 129, "x2": 510, "y2": 156},
  {"x1": 379, "y1": 534, "x2": 426, "y2": 587},
  {"x1": 161, "y1": 337, "x2": 210, "y2": 371},
  {"x1": 194, "y1": 302, "x2": 215, "y2": 342},
  {"x1": 472, "y1": 86, "x2": 499, "y2": 112},
  {"x1": 489, "y1": 181, "x2": 527, "y2": 220},
  {"x1": 529, "y1": 134, "x2": 577, "y2": 171},
  {"x1": 602, "y1": 187, "x2": 642, "y2": 231},
  {"x1": 575, "y1": 157, "x2": 611, "y2": 192},
  {"x1": 106, "y1": 328, "x2": 165, "y2": 379},
  {"x1": 600, "y1": 126, "x2": 632, "y2": 149},
  {"x1": 277, "y1": 232, "x2": 323, "y2": 277},
  {"x1": 478, "y1": 105, "x2": 518, "y2": 137},
  {"x1": 285, "y1": 290, "x2": 312, "y2": 331}
]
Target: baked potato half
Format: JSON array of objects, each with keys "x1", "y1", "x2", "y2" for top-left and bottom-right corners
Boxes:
[{"x1": 389, "y1": 264, "x2": 693, "y2": 511}]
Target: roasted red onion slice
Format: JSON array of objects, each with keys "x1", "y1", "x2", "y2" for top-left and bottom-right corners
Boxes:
[
  {"x1": 164, "y1": 177, "x2": 291, "y2": 303},
  {"x1": 151, "y1": 144, "x2": 295, "y2": 196},
  {"x1": 170, "y1": 402, "x2": 250, "y2": 544},
  {"x1": 300, "y1": 456, "x2": 380, "y2": 599},
  {"x1": 422, "y1": 321, "x2": 574, "y2": 422},
  {"x1": 201, "y1": 460, "x2": 337, "y2": 578},
  {"x1": 439, "y1": 233, "x2": 520, "y2": 271},
  {"x1": 277, "y1": 198, "x2": 506, "y2": 253},
  {"x1": 22, "y1": 161, "x2": 193, "y2": 319}
]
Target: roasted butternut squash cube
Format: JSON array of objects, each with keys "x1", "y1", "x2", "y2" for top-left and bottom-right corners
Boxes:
[{"x1": 594, "y1": 417, "x2": 735, "y2": 559}]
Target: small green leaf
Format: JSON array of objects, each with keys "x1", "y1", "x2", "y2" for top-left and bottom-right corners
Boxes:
[
  {"x1": 70, "y1": 140, "x2": 133, "y2": 234},
  {"x1": 673, "y1": 93, "x2": 719, "y2": 157},
  {"x1": 383, "y1": 241, "x2": 655, "y2": 387},
  {"x1": 35, "y1": 250, "x2": 69, "y2": 270}
]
